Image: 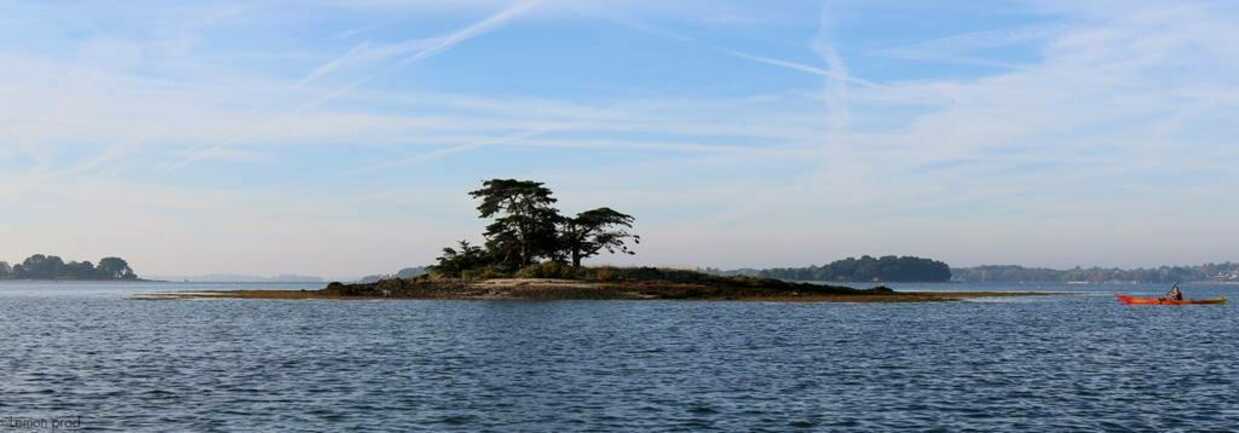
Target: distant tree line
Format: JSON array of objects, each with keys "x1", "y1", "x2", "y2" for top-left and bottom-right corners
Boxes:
[
  {"x1": 0, "y1": 254, "x2": 138, "y2": 280},
  {"x1": 952, "y1": 263, "x2": 1239, "y2": 283},
  {"x1": 429, "y1": 179, "x2": 639, "y2": 278},
  {"x1": 741, "y1": 255, "x2": 952, "y2": 282}
]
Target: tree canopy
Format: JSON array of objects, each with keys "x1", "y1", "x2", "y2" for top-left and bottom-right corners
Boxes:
[
  {"x1": 469, "y1": 179, "x2": 563, "y2": 268},
  {"x1": 0, "y1": 254, "x2": 139, "y2": 280},
  {"x1": 561, "y1": 208, "x2": 639, "y2": 268},
  {"x1": 428, "y1": 179, "x2": 640, "y2": 277}
]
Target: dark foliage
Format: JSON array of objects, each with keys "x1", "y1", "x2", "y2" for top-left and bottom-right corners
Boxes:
[
  {"x1": 428, "y1": 179, "x2": 641, "y2": 277},
  {"x1": 0, "y1": 255, "x2": 138, "y2": 280},
  {"x1": 757, "y1": 255, "x2": 952, "y2": 282},
  {"x1": 469, "y1": 179, "x2": 563, "y2": 268},
  {"x1": 431, "y1": 240, "x2": 494, "y2": 278},
  {"x1": 561, "y1": 207, "x2": 639, "y2": 267}
]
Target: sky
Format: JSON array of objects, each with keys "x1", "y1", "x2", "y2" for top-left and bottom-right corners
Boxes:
[{"x1": 2, "y1": 0, "x2": 1237, "y2": 279}]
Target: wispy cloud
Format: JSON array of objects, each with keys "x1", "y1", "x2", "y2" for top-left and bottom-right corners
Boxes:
[
  {"x1": 596, "y1": 10, "x2": 882, "y2": 87},
  {"x1": 359, "y1": 128, "x2": 554, "y2": 171},
  {"x1": 875, "y1": 24, "x2": 1063, "y2": 69}
]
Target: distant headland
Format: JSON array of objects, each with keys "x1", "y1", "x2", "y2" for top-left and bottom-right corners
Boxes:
[
  {"x1": 0, "y1": 254, "x2": 140, "y2": 281},
  {"x1": 704, "y1": 256, "x2": 953, "y2": 283}
]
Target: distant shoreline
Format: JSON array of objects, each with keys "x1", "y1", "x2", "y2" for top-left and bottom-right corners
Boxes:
[
  {"x1": 0, "y1": 278, "x2": 326, "y2": 284},
  {"x1": 0, "y1": 278, "x2": 161, "y2": 283}
]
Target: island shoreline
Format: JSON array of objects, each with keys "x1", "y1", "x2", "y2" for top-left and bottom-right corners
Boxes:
[{"x1": 131, "y1": 277, "x2": 1056, "y2": 303}]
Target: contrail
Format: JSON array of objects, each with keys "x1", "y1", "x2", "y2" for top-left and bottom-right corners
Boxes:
[
  {"x1": 299, "y1": 0, "x2": 543, "y2": 112},
  {"x1": 396, "y1": 0, "x2": 542, "y2": 67},
  {"x1": 719, "y1": 48, "x2": 880, "y2": 88},
  {"x1": 169, "y1": 0, "x2": 544, "y2": 171},
  {"x1": 298, "y1": 42, "x2": 371, "y2": 87}
]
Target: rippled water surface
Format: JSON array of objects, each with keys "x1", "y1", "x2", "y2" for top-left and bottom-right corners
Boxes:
[{"x1": 2, "y1": 281, "x2": 1236, "y2": 432}]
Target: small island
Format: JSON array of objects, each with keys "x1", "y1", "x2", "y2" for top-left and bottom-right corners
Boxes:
[
  {"x1": 137, "y1": 179, "x2": 1046, "y2": 303},
  {"x1": 137, "y1": 267, "x2": 1041, "y2": 302}
]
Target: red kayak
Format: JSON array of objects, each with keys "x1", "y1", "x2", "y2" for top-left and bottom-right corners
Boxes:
[{"x1": 1116, "y1": 294, "x2": 1227, "y2": 305}]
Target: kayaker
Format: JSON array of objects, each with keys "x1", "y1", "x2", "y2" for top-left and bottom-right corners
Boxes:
[{"x1": 1163, "y1": 284, "x2": 1184, "y2": 301}]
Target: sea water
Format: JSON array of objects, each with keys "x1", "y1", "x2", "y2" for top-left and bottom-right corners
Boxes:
[{"x1": 1, "y1": 281, "x2": 1235, "y2": 431}]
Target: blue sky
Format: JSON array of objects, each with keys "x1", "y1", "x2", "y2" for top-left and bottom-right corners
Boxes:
[{"x1": 2, "y1": 0, "x2": 1237, "y2": 278}]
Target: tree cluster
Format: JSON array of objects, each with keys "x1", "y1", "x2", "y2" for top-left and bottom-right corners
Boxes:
[
  {"x1": 0, "y1": 254, "x2": 138, "y2": 280},
  {"x1": 757, "y1": 255, "x2": 952, "y2": 282},
  {"x1": 429, "y1": 179, "x2": 639, "y2": 277}
]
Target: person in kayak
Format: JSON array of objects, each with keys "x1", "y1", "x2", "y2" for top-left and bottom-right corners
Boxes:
[{"x1": 1162, "y1": 284, "x2": 1184, "y2": 301}]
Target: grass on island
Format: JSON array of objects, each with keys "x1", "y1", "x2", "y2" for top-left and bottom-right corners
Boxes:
[{"x1": 132, "y1": 264, "x2": 1053, "y2": 303}]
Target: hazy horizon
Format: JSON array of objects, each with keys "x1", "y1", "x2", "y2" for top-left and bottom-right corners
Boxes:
[
  {"x1": 6, "y1": 254, "x2": 1237, "y2": 283},
  {"x1": 3, "y1": 0, "x2": 1237, "y2": 277}
]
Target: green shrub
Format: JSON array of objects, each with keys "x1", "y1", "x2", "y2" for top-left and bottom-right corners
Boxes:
[
  {"x1": 376, "y1": 278, "x2": 406, "y2": 292},
  {"x1": 461, "y1": 266, "x2": 510, "y2": 281},
  {"x1": 515, "y1": 262, "x2": 579, "y2": 279},
  {"x1": 324, "y1": 282, "x2": 346, "y2": 295},
  {"x1": 590, "y1": 266, "x2": 618, "y2": 282},
  {"x1": 575, "y1": 266, "x2": 716, "y2": 283}
]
